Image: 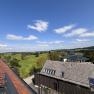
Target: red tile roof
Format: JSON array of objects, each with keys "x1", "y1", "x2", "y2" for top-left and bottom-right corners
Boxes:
[
  {"x1": 0, "y1": 71, "x2": 5, "y2": 87},
  {"x1": 0, "y1": 59, "x2": 32, "y2": 94}
]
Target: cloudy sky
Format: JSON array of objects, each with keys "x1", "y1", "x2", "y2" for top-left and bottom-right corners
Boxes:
[{"x1": 0, "y1": 0, "x2": 94, "y2": 52}]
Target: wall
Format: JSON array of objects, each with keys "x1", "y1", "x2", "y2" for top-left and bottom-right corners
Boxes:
[{"x1": 35, "y1": 74, "x2": 94, "y2": 94}]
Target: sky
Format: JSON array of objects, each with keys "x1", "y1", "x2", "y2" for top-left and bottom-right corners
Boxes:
[{"x1": 0, "y1": 0, "x2": 94, "y2": 52}]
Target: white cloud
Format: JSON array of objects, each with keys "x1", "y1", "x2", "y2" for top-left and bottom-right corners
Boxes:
[
  {"x1": 54, "y1": 24, "x2": 75, "y2": 34},
  {"x1": 64, "y1": 28, "x2": 87, "y2": 37},
  {"x1": 52, "y1": 40, "x2": 64, "y2": 44},
  {"x1": 23, "y1": 35, "x2": 38, "y2": 40},
  {"x1": 7, "y1": 34, "x2": 38, "y2": 40},
  {"x1": 37, "y1": 44, "x2": 49, "y2": 47},
  {"x1": 0, "y1": 43, "x2": 8, "y2": 47},
  {"x1": 76, "y1": 39, "x2": 90, "y2": 42},
  {"x1": 37, "y1": 40, "x2": 64, "y2": 45},
  {"x1": 7, "y1": 34, "x2": 23, "y2": 40},
  {"x1": 79, "y1": 32, "x2": 94, "y2": 37},
  {"x1": 27, "y1": 20, "x2": 48, "y2": 32}
]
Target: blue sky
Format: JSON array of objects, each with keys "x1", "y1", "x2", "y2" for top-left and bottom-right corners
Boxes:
[{"x1": 0, "y1": 0, "x2": 94, "y2": 52}]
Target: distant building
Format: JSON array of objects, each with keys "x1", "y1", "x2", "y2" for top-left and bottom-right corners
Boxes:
[
  {"x1": 62, "y1": 54, "x2": 89, "y2": 62},
  {"x1": 60, "y1": 51, "x2": 88, "y2": 62},
  {"x1": 35, "y1": 60, "x2": 94, "y2": 94}
]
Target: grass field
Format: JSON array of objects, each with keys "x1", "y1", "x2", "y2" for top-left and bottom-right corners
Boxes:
[
  {"x1": 1, "y1": 53, "x2": 48, "y2": 78},
  {"x1": 19, "y1": 53, "x2": 48, "y2": 78}
]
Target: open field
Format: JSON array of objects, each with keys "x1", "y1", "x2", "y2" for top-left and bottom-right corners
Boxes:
[{"x1": 0, "y1": 53, "x2": 48, "y2": 78}]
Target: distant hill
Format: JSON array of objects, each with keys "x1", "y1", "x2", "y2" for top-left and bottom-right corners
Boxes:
[
  {"x1": 50, "y1": 46, "x2": 94, "y2": 52},
  {"x1": 83, "y1": 46, "x2": 94, "y2": 50},
  {"x1": 75, "y1": 46, "x2": 94, "y2": 51}
]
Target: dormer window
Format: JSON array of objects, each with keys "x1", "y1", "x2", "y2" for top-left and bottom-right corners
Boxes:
[
  {"x1": 44, "y1": 68, "x2": 56, "y2": 75},
  {"x1": 44, "y1": 69, "x2": 47, "y2": 72},
  {"x1": 48, "y1": 70, "x2": 50, "y2": 74},
  {"x1": 52, "y1": 70, "x2": 56, "y2": 75}
]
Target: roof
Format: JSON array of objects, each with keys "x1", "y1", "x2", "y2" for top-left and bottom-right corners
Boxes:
[
  {"x1": 0, "y1": 59, "x2": 36, "y2": 94},
  {"x1": 0, "y1": 71, "x2": 5, "y2": 87},
  {"x1": 40, "y1": 60, "x2": 94, "y2": 88}
]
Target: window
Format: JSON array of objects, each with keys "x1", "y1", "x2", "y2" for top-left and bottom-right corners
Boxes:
[
  {"x1": 48, "y1": 70, "x2": 50, "y2": 74},
  {"x1": 52, "y1": 70, "x2": 56, "y2": 75},
  {"x1": 47, "y1": 69, "x2": 49, "y2": 73},
  {"x1": 62, "y1": 72, "x2": 64, "y2": 77},
  {"x1": 44, "y1": 69, "x2": 47, "y2": 72},
  {"x1": 89, "y1": 78, "x2": 94, "y2": 87},
  {"x1": 89, "y1": 78, "x2": 94, "y2": 92},
  {"x1": 44, "y1": 68, "x2": 56, "y2": 75},
  {"x1": 49, "y1": 69, "x2": 52, "y2": 74}
]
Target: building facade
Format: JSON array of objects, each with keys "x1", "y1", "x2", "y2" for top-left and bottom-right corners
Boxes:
[{"x1": 35, "y1": 60, "x2": 94, "y2": 94}]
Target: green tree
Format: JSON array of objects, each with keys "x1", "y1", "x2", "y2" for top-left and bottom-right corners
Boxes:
[
  {"x1": 35, "y1": 52, "x2": 39, "y2": 57},
  {"x1": 83, "y1": 51, "x2": 94, "y2": 63},
  {"x1": 6, "y1": 56, "x2": 11, "y2": 62},
  {"x1": 48, "y1": 51, "x2": 60, "y2": 61},
  {"x1": 48, "y1": 51, "x2": 67, "y2": 61},
  {"x1": 10, "y1": 58, "x2": 21, "y2": 76},
  {"x1": 10, "y1": 58, "x2": 20, "y2": 68},
  {"x1": 21, "y1": 53, "x2": 26, "y2": 60},
  {"x1": 36, "y1": 56, "x2": 47, "y2": 71}
]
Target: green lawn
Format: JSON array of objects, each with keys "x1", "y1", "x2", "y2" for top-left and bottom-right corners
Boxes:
[
  {"x1": 19, "y1": 55, "x2": 38, "y2": 78},
  {"x1": 1, "y1": 53, "x2": 48, "y2": 78}
]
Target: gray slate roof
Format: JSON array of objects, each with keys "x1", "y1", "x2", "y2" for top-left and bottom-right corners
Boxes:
[{"x1": 40, "y1": 60, "x2": 94, "y2": 88}]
